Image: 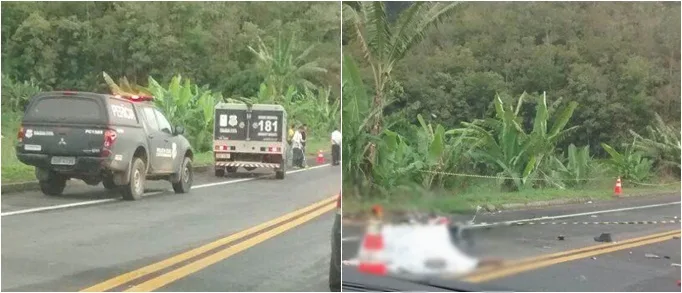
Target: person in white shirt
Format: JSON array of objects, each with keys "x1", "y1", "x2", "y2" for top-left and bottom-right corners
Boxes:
[
  {"x1": 331, "y1": 128, "x2": 341, "y2": 166},
  {"x1": 292, "y1": 126, "x2": 305, "y2": 168}
]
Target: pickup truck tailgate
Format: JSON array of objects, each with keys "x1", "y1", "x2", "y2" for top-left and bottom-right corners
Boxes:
[
  {"x1": 20, "y1": 123, "x2": 107, "y2": 157},
  {"x1": 19, "y1": 95, "x2": 107, "y2": 157}
]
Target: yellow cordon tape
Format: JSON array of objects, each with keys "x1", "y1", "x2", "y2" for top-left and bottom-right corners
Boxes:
[{"x1": 419, "y1": 170, "x2": 680, "y2": 186}]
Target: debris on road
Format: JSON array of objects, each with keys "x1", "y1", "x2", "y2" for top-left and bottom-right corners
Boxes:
[
  {"x1": 594, "y1": 233, "x2": 613, "y2": 243},
  {"x1": 590, "y1": 215, "x2": 598, "y2": 218},
  {"x1": 586, "y1": 201, "x2": 592, "y2": 204},
  {"x1": 671, "y1": 263, "x2": 680, "y2": 267},
  {"x1": 673, "y1": 235, "x2": 680, "y2": 239},
  {"x1": 664, "y1": 255, "x2": 671, "y2": 259},
  {"x1": 644, "y1": 253, "x2": 660, "y2": 259},
  {"x1": 557, "y1": 235, "x2": 565, "y2": 241},
  {"x1": 591, "y1": 256, "x2": 597, "y2": 260}
]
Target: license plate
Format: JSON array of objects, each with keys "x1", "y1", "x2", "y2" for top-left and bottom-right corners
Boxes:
[
  {"x1": 51, "y1": 156, "x2": 76, "y2": 165},
  {"x1": 24, "y1": 144, "x2": 42, "y2": 151},
  {"x1": 216, "y1": 153, "x2": 231, "y2": 159}
]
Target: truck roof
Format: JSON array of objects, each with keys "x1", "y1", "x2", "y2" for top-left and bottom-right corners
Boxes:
[
  {"x1": 32, "y1": 91, "x2": 153, "y2": 104},
  {"x1": 33, "y1": 91, "x2": 113, "y2": 99},
  {"x1": 214, "y1": 102, "x2": 286, "y2": 112}
]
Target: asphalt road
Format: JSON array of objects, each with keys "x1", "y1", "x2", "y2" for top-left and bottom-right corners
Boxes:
[
  {"x1": 2, "y1": 164, "x2": 340, "y2": 292},
  {"x1": 342, "y1": 194, "x2": 681, "y2": 291}
]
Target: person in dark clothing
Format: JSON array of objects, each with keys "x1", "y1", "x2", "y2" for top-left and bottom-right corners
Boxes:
[
  {"x1": 301, "y1": 124, "x2": 308, "y2": 167},
  {"x1": 301, "y1": 124, "x2": 308, "y2": 150},
  {"x1": 292, "y1": 126, "x2": 305, "y2": 168},
  {"x1": 331, "y1": 128, "x2": 341, "y2": 166}
]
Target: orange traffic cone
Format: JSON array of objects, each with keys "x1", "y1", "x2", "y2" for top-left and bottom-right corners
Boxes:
[
  {"x1": 357, "y1": 206, "x2": 387, "y2": 276},
  {"x1": 316, "y1": 150, "x2": 325, "y2": 164},
  {"x1": 613, "y1": 177, "x2": 622, "y2": 197}
]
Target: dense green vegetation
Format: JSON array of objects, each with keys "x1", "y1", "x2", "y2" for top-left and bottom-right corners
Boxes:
[
  {"x1": 343, "y1": 2, "x2": 680, "y2": 210},
  {"x1": 1, "y1": 2, "x2": 339, "y2": 183}
]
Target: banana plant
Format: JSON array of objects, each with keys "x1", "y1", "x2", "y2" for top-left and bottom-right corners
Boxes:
[
  {"x1": 601, "y1": 139, "x2": 653, "y2": 183},
  {"x1": 414, "y1": 114, "x2": 448, "y2": 189},
  {"x1": 549, "y1": 144, "x2": 600, "y2": 188},
  {"x1": 373, "y1": 129, "x2": 421, "y2": 191},
  {"x1": 458, "y1": 92, "x2": 578, "y2": 191},
  {"x1": 342, "y1": 54, "x2": 375, "y2": 193},
  {"x1": 629, "y1": 113, "x2": 681, "y2": 171},
  {"x1": 343, "y1": 2, "x2": 460, "y2": 184},
  {"x1": 144, "y1": 75, "x2": 220, "y2": 152},
  {"x1": 1, "y1": 74, "x2": 40, "y2": 112},
  {"x1": 248, "y1": 33, "x2": 327, "y2": 101},
  {"x1": 102, "y1": 72, "x2": 153, "y2": 97}
]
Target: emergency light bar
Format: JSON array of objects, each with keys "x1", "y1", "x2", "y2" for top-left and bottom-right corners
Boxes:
[{"x1": 114, "y1": 94, "x2": 154, "y2": 102}]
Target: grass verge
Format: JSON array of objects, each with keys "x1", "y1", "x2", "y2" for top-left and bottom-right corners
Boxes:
[{"x1": 343, "y1": 180, "x2": 681, "y2": 216}]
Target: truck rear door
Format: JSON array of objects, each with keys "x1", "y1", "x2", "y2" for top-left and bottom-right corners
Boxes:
[
  {"x1": 214, "y1": 108, "x2": 248, "y2": 141},
  {"x1": 20, "y1": 93, "x2": 109, "y2": 160},
  {"x1": 248, "y1": 109, "x2": 283, "y2": 142}
]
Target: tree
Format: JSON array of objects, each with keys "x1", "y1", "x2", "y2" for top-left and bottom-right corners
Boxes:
[
  {"x1": 343, "y1": 1, "x2": 459, "y2": 184},
  {"x1": 248, "y1": 33, "x2": 327, "y2": 101}
]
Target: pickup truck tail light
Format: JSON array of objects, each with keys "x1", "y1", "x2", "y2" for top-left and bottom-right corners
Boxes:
[
  {"x1": 102, "y1": 128, "x2": 117, "y2": 157},
  {"x1": 17, "y1": 126, "x2": 24, "y2": 142}
]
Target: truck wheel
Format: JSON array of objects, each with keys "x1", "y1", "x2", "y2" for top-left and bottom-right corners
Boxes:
[
  {"x1": 275, "y1": 170, "x2": 285, "y2": 179},
  {"x1": 39, "y1": 176, "x2": 67, "y2": 196},
  {"x1": 172, "y1": 157, "x2": 193, "y2": 194},
  {"x1": 215, "y1": 169, "x2": 225, "y2": 177},
  {"x1": 102, "y1": 177, "x2": 117, "y2": 190},
  {"x1": 226, "y1": 167, "x2": 237, "y2": 173},
  {"x1": 121, "y1": 158, "x2": 146, "y2": 201}
]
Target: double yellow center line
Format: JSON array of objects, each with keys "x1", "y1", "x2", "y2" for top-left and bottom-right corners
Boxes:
[
  {"x1": 463, "y1": 229, "x2": 681, "y2": 283},
  {"x1": 82, "y1": 196, "x2": 337, "y2": 292}
]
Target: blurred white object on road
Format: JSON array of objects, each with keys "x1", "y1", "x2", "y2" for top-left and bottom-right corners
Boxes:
[{"x1": 381, "y1": 224, "x2": 479, "y2": 277}]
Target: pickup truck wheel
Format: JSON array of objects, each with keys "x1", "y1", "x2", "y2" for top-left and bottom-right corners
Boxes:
[
  {"x1": 226, "y1": 167, "x2": 237, "y2": 173},
  {"x1": 102, "y1": 177, "x2": 117, "y2": 190},
  {"x1": 172, "y1": 157, "x2": 193, "y2": 194},
  {"x1": 121, "y1": 158, "x2": 145, "y2": 200},
  {"x1": 275, "y1": 170, "x2": 285, "y2": 179},
  {"x1": 39, "y1": 176, "x2": 67, "y2": 196},
  {"x1": 215, "y1": 169, "x2": 225, "y2": 177}
]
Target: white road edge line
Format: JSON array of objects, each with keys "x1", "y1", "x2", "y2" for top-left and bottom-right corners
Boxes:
[
  {"x1": 0, "y1": 191, "x2": 166, "y2": 217},
  {"x1": 342, "y1": 236, "x2": 360, "y2": 242},
  {"x1": 193, "y1": 164, "x2": 329, "y2": 189},
  {"x1": 1, "y1": 199, "x2": 117, "y2": 217},
  {"x1": 465, "y1": 201, "x2": 682, "y2": 229},
  {"x1": 1, "y1": 164, "x2": 331, "y2": 217}
]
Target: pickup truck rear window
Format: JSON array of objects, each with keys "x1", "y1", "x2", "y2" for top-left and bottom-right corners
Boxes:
[{"x1": 25, "y1": 97, "x2": 103, "y2": 124}]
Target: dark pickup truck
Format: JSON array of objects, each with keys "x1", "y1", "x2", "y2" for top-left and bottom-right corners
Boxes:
[{"x1": 15, "y1": 91, "x2": 194, "y2": 200}]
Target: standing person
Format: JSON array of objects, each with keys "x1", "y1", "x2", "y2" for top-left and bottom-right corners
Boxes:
[
  {"x1": 331, "y1": 128, "x2": 341, "y2": 166},
  {"x1": 291, "y1": 125, "x2": 305, "y2": 168},
  {"x1": 301, "y1": 124, "x2": 308, "y2": 167},
  {"x1": 287, "y1": 124, "x2": 296, "y2": 167}
]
